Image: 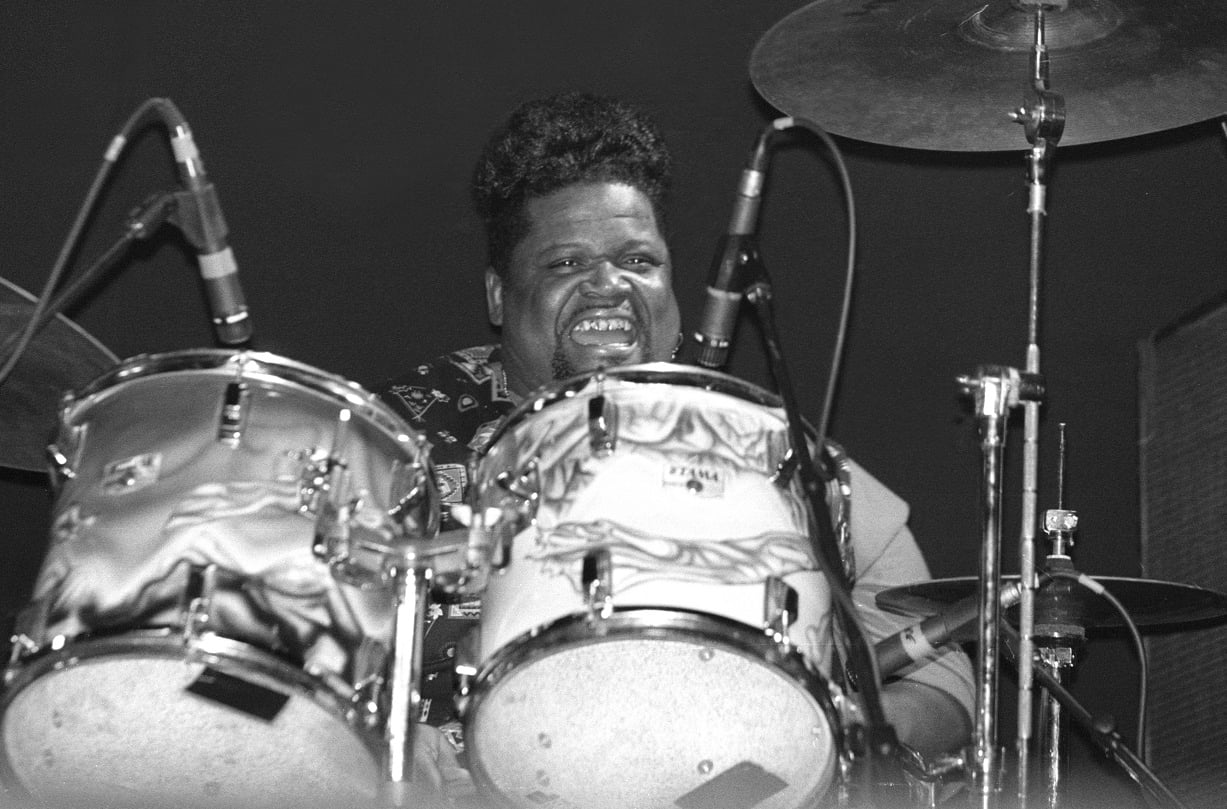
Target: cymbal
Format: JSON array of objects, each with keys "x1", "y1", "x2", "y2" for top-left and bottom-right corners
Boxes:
[
  {"x1": 877, "y1": 575, "x2": 1227, "y2": 634},
  {"x1": 1, "y1": 276, "x2": 118, "y2": 474},
  {"x1": 750, "y1": 0, "x2": 1227, "y2": 151}
]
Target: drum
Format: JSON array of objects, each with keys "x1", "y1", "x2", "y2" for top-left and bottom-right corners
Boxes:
[
  {"x1": 1, "y1": 350, "x2": 437, "y2": 809},
  {"x1": 462, "y1": 364, "x2": 847, "y2": 809}
]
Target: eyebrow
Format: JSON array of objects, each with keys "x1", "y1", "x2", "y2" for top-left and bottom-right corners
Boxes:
[{"x1": 533, "y1": 237, "x2": 665, "y2": 259}]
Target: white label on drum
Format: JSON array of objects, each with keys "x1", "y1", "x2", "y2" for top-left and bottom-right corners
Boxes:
[
  {"x1": 101, "y1": 453, "x2": 162, "y2": 494},
  {"x1": 662, "y1": 463, "x2": 725, "y2": 498}
]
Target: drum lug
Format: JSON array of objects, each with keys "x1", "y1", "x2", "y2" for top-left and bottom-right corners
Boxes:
[
  {"x1": 770, "y1": 447, "x2": 798, "y2": 488},
  {"x1": 183, "y1": 564, "x2": 221, "y2": 642},
  {"x1": 351, "y1": 663, "x2": 387, "y2": 730},
  {"x1": 587, "y1": 393, "x2": 617, "y2": 456},
  {"x1": 582, "y1": 548, "x2": 614, "y2": 621},
  {"x1": 216, "y1": 380, "x2": 249, "y2": 444},
  {"x1": 453, "y1": 631, "x2": 480, "y2": 720},
  {"x1": 488, "y1": 459, "x2": 540, "y2": 564},
  {"x1": 46, "y1": 422, "x2": 86, "y2": 488},
  {"x1": 296, "y1": 447, "x2": 336, "y2": 515},
  {"x1": 763, "y1": 575, "x2": 797, "y2": 652},
  {"x1": 494, "y1": 459, "x2": 539, "y2": 510},
  {"x1": 5, "y1": 631, "x2": 40, "y2": 685},
  {"x1": 45, "y1": 444, "x2": 74, "y2": 487},
  {"x1": 388, "y1": 452, "x2": 437, "y2": 537}
]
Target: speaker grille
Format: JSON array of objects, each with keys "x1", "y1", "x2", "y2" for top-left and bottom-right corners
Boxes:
[{"x1": 1138, "y1": 294, "x2": 1227, "y2": 809}]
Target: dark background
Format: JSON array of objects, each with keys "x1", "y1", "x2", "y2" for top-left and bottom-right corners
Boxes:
[{"x1": 1, "y1": 1, "x2": 1224, "y2": 803}]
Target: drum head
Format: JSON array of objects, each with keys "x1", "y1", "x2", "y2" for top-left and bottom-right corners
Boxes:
[
  {"x1": 1, "y1": 636, "x2": 380, "y2": 809},
  {"x1": 464, "y1": 611, "x2": 839, "y2": 809}
]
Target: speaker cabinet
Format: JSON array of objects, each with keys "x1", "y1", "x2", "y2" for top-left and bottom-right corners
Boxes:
[{"x1": 1138, "y1": 293, "x2": 1227, "y2": 809}]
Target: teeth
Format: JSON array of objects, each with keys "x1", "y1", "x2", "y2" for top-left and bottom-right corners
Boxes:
[{"x1": 576, "y1": 318, "x2": 631, "y2": 332}]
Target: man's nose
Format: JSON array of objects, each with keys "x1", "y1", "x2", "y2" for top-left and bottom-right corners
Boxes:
[{"x1": 583, "y1": 259, "x2": 630, "y2": 292}]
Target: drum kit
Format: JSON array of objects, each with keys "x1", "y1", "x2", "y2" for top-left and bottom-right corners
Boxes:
[{"x1": 1, "y1": 1, "x2": 1226, "y2": 808}]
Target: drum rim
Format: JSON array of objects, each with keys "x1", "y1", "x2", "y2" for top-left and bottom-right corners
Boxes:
[
  {"x1": 0, "y1": 629, "x2": 382, "y2": 807},
  {"x1": 60, "y1": 349, "x2": 424, "y2": 454},
  {"x1": 1, "y1": 627, "x2": 378, "y2": 739},
  {"x1": 461, "y1": 606, "x2": 843, "y2": 801},
  {"x1": 482, "y1": 362, "x2": 786, "y2": 453}
]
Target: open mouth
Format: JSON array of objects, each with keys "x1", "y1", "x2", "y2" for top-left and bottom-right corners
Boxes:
[{"x1": 568, "y1": 309, "x2": 638, "y2": 347}]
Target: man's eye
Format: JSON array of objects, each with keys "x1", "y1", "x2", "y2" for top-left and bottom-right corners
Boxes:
[
  {"x1": 624, "y1": 255, "x2": 661, "y2": 270},
  {"x1": 548, "y1": 258, "x2": 585, "y2": 270}
]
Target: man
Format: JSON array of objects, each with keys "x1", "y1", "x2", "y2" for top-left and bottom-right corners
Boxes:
[{"x1": 379, "y1": 92, "x2": 973, "y2": 804}]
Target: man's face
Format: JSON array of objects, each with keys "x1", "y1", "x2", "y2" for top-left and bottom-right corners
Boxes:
[{"x1": 487, "y1": 182, "x2": 681, "y2": 398}]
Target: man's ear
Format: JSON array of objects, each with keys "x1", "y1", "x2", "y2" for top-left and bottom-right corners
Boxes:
[{"x1": 485, "y1": 267, "x2": 504, "y2": 327}]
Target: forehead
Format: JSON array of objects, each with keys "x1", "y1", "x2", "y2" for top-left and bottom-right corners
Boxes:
[{"x1": 518, "y1": 182, "x2": 662, "y2": 249}]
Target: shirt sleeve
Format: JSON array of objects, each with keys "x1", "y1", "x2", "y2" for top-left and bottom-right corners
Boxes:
[{"x1": 846, "y1": 460, "x2": 976, "y2": 720}]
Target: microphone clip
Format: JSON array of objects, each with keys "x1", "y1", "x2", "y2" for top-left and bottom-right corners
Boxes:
[{"x1": 169, "y1": 181, "x2": 230, "y2": 254}]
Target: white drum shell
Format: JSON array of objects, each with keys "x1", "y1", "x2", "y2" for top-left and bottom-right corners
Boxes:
[
  {"x1": 465, "y1": 367, "x2": 843, "y2": 809},
  {"x1": 2, "y1": 350, "x2": 435, "y2": 808}
]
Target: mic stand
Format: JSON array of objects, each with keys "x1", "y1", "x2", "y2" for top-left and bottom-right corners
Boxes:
[
  {"x1": 12, "y1": 193, "x2": 176, "y2": 345},
  {"x1": 744, "y1": 271, "x2": 898, "y2": 799}
]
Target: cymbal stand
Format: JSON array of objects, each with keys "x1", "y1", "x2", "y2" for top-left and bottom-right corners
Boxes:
[
  {"x1": 999, "y1": 621, "x2": 1190, "y2": 809},
  {"x1": 958, "y1": 365, "x2": 1044, "y2": 808},
  {"x1": 1033, "y1": 425, "x2": 1082, "y2": 809},
  {"x1": 1007, "y1": 3, "x2": 1067, "y2": 804}
]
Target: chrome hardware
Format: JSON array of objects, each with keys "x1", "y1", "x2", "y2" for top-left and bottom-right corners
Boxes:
[
  {"x1": 774, "y1": 440, "x2": 856, "y2": 582},
  {"x1": 296, "y1": 447, "x2": 335, "y2": 515},
  {"x1": 45, "y1": 444, "x2": 75, "y2": 486},
  {"x1": 6, "y1": 627, "x2": 41, "y2": 684},
  {"x1": 582, "y1": 548, "x2": 614, "y2": 621},
  {"x1": 297, "y1": 409, "x2": 358, "y2": 515},
  {"x1": 46, "y1": 422, "x2": 87, "y2": 488},
  {"x1": 216, "y1": 380, "x2": 249, "y2": 444},
  {"x1": 764, "y1": 575, "x2": 797, "y2": 651},
  {"x1": 482, "y1": 457, "x2": 541, "y2": 571},
  {"x1": 825, "y1": 442, "x2": 856, "y2": 583},
  {"x1": 313, "y1": 463, "x2": 362, "y2": 585},
  {"x1": 770, "y1": 447, "x2": 798, "y2": 488},
  {"x1": 587, "y1": 393, "x2": 616, "y2": 456},
  {"x1": 495, "y1": 458, "x2": 540, "y2": 510},
  {"x1": 388, "y1": 454, "x2": 437, "y2": 538},
  {"x1": 183, "y1": 564, "x2": 220, "y2": 643},
  {"x1": 453, "y1": 631, "x2": 481, "y2": 720}
]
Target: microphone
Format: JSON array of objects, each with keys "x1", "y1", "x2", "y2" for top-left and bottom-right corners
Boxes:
[
  {"x1": 163, "y1": 109, "x2": 252, "y2": 346},
  {"x1": 876, "y1": 580, "x2": 1023, "y2": 678},
  {"x1": 692, "y1": 124, "x2": 774, "y2": 369}
]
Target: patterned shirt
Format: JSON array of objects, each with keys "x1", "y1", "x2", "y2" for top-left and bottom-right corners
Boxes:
[
  {"x1": 380, "y1": 345, "x2": 515, "y2": 529},
  {"x1": 378, "y1": 345, "x2": 514, "y2": 723}
]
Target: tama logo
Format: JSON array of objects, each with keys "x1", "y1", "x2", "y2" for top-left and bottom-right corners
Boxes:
[{"x1": 663, "y1": 463, "x2": 724, "y2": 497}]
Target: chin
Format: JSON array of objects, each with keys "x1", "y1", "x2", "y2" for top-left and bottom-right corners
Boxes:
[{"x1": 565, "y1": 343, "x2": 647, "y2": 376}]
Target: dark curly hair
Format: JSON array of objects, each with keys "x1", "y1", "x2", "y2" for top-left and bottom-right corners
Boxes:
[{"x1": 473, "y1": 92, "x2": 673, "y2": 277}]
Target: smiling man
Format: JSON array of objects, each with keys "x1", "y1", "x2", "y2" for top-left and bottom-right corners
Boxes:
[{"x1": 376, "y1": 92, "x2": 973, "y2": 807}]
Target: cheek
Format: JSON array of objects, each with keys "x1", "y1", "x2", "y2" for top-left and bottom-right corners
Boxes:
[
  {"x1": 644, "y1": 276, "x2": 680, "y2": 323},
  {"x1": 508, "y1": 281, "x2": 570, "y2": 335}
]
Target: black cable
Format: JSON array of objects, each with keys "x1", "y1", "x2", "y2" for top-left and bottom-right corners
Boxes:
[
  {"x1": 1045, "y1": 568, "x2": 1149, "y2": 760},
  {"x1": 771, "y1": 116, "x2": 857, "y2": 443},
  {"x1": 0, "y1": 97, "x2": 170, "y2": 386},
  {"x1": 745, "y1": 117, "x2": 897, "y2": 768},
  {"x1": 1001, "y1": 621, "x2": 1184, "y2": 809}
]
